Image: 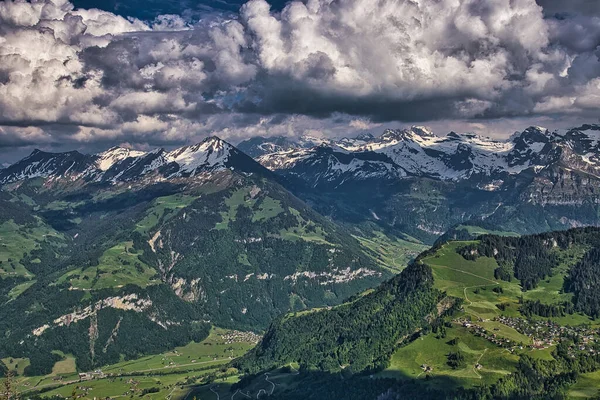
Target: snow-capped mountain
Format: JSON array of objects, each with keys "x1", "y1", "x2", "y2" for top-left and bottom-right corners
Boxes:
[
  {"x1": 242, "y1": 124, "x2": 600, "y2": 244},
  {"x1": 0, "y1": 149, "x2": 95, "y2": 184},
  {"x1": 0, "y1": 137, "x2": 268, "y2": 185},
  {"x1": 251, "y1": 125, "x2": 600, "y2": 186},
  {"x1": 236, "y1": 133, "x2": 375, "y2": 158},
  {"x1": 96, "y1": 147, "x2": 147, "y2": 171}
]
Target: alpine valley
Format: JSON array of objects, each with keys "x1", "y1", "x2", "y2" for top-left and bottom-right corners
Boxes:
[{"x1": 3, "y1": 124, "x2": 600, "y2": 399}]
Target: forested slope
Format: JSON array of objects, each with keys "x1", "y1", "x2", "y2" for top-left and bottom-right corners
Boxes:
[{"x1": 235, "y1": 262, "x2": 449, "y2": 374}]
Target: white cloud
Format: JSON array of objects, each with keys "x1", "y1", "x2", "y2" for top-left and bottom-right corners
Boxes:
[{"x1": 0, "y1": 0, "x2": 598, "y2": 154}]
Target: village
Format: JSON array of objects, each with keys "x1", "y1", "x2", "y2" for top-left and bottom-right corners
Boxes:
[
  {"x1": 455, "y1": 316, "x2": 600, "y2": 356},
  {"x1": 219, "y1": 329, "x2": 262, "y2": 345}
]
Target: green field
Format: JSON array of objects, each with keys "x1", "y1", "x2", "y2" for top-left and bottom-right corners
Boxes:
[
  {"x1": 5, "y1": 327, "x2": 257, "y2": 399},
  {"x1": 101, "y1": 327, "x2": 255, "y2": 375},
  {"x1": 356, "y1": 231, "x2": 429, "y2": 273},
  {"x1": 252, "y1": 196, "x2": 284, "y2": 222},
  {"x1": 7, "y1": 279, "x2": 37, "y2": 300},
  {"x1": 0, "y1": 219, "x2": 63, "y2": 279},
  {"x1": 2, "y1": 358, "x2": 30, "y2": 376},
  {"x1": 190, "y1": 367, "x2": 301, "y2": 400},
  {"x1": 271, "y1": 207, "x2": 330, "y2": 245},
  {"x1": 135, "y1": 194, "x2": 198, "y2": 235},
  {"x1": 379, "y1": 325, "x2": 518, "y2": 388},
  {"x1": 57, "y1": 241, "x2": 159, "y2": 290},
  {"x1": 455, "y1": 225, "x2": 520, "y2": 238},
  {"x1": 420, "y1": 241, "x2": 597, "y2": 326},
  {"x1": 215, "y1": 187, "x2": 285, "y2": 230},
  {"x1": 569, "y1": 370, "x2": 600, "y2": 398},
  {"x1": 375, "y1": 239, "x2": 598, "y2": 392}
]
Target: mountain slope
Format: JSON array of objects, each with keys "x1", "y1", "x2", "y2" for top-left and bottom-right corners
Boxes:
[
  {"x1": 0, "y1": 138, "x2": 386, "y2": 376},
  {"x1": 235, "y1": 262, "x2": 445, "y2": 374},
  {"x1": 242, "y1": 125, "x2": 600, "y2": 243},
  {"x1": 231, "y1": 227, "x2": 600, "y2": 400}
]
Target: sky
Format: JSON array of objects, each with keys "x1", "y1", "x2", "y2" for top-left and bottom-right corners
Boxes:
[{"x1": 0, "y1": 0, "x2": 599, "y2": 164}]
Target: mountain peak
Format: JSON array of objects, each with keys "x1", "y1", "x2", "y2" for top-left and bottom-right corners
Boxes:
[
  {"x1": 354, "y1": 132, "x2": 375, "y2": 141},
  {"x1": 511, "y1": 126, "x2": 553, "y2": 144},
  {"x1": 165, "y1": 136, "x2": 236, "y2": 175},
  {"x1": 410, "y1": 126, "x2": 435, "y2": 137},
  {"x1": 96, "y1": 146, "x2": 146, "y2": 171},
  {"x1": 379, "y1": 126, "x2": 436, "y2": 143}
]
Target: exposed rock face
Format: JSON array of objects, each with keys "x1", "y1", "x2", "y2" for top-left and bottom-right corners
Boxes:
[
  {"x1": 171, "y1": 277, "x2": 205, "y2": 302},
  {"x1": 32, "y1": 294, "x2": 153, "y2": 337}
]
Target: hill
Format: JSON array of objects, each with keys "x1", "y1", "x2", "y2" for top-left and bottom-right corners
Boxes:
[{"x1": 230, "y1": 227, "x2": 600, "y2": 399}]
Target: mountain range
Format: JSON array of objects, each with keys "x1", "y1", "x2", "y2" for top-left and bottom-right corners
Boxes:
[
  {"x1": 238, "y1": 124, "x2": 600, "y2": 243},
  {"x1": 0, "y1": 137, "x2": 385, "y2": 375},
  {"x1": 2, "y1": 122, "x2": 600, "y2": 393}
]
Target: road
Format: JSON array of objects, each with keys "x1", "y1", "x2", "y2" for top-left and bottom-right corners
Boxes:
[{"x1": 210, "y1": 385, "x2": 220, "y2": 400}]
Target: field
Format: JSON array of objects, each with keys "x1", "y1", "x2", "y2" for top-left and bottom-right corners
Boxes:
[
  {"x1": 454, "y1": 225, "x2": 520, "y2": 238},
  {"x1": 0, "y1": 219, "x2": 63, "y2": 279},
  {"x1": 4, "y1": 327, "x2": 258, "y2": 399},
  {"x1": 57, "y1": 241, "x2": 159, "y2": 290},
  {"x1": 376, "y1": 239, "x2": 599, "y2": 393},
  {"x1": 189, "y1": 367, "x2": 301, "y2": 400},
  {"x1": 355, "y1": 230, "x2": 428, "y2": 273},
  {"x1": 421, "y1": 242, "x2": 596, "y2": 325},
  {"x1": 215, "y1": 188, "x2": 284, "y2": 230},
  {"x1": 569, "y1": 370, "x2": 600, "y2": 398},
  {"x1": 135, "y1": 194, "x2": 198, "y2": 235},
  {"x1": 276, "y1": 208, "x2": 332, "y2": 245},
  {"x1": 378, "y1": 325, "x2": 518, "y2": 388}
]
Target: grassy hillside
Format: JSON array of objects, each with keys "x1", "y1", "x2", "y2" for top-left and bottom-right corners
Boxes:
[{"x1": 228, "y1": 227, "x2": 600, "y2": 399}]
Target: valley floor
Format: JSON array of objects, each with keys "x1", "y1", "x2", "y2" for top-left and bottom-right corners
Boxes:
[{"x1": 4, "y1": 327, "x2": 258, "y2": 400}]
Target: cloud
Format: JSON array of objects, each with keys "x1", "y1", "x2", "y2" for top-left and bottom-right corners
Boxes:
[
  {"x1": 537, "y1": 0, "x2": 600, "y2": 17},
  {"x1": 0, "y1": 0, "x2": 598, "y2": 156}
]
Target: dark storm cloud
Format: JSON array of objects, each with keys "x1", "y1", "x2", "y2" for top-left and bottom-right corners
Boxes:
[
  {"x1": 537, "y1": 0, "x2": 600, "y2": 17},
  {"x1": 0, "y1": 0, "x2": 598, "y2": 156}
]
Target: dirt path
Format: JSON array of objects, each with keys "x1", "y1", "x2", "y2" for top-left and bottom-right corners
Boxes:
[{"x1": 472, "y1": 349, "x2": 488, "y2": 379}]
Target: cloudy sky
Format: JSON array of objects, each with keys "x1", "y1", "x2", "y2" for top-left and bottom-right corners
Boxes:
[{"x1": 0, "y1": 0, "x2": 599, "y2": 163}]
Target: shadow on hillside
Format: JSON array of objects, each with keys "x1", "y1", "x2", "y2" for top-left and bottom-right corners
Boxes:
[{"x1": 185, "y1": 368, "x2": 471, "y2": 400}]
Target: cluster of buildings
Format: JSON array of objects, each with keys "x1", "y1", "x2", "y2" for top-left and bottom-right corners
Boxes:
[
  {"x1": 78, "y1": 370, "x2": 105, "y2": 381},
  {"x1": 220, "y1": 329, "x2": 262, "y2": 345},
  {"x1": 497, "y1": 316, "x2": 599, "y2": 354},
  {"x1": 455, "y1": 315, "x2": 600, "y2": 358},
  {"x1": 457, "y1": 319, "x2": 520, "y2": 349}
]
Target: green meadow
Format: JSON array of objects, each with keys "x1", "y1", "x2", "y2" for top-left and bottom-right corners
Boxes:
[
  {"x1": 0, "y1": 219, "x2": 62, "y2": 279},
  {"x1": 5, "y1": 327, "x2": 256, "y2": 399},
  {"x1": 57, "y1": 241, "x2": 159, "y2": 290},
  {"x1": 135, "y1": 194, "x2": 198, "y2": 235},
  {"x1": 356, "y1": 230, "x2": 428, "y2": 273},
  {"x1": 379, "y1": 325, "x2": 518, "y2": 388}
]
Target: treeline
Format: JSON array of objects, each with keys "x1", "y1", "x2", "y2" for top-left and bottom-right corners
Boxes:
[
  {"x1": 234, "y1": 263, "x2": 446, "y2": 375},
  {"x1": 564, "y1": 248, "x2": 600, "y2": 318},
  {"x1": 458, "y1": 235, "x2": 559, "y2": 290},
  {"x1": 458, "y1": 227, "x2": 600, "y2": 290},
  {"x1": 520, "y1": 299, "x2": 574, "y2": 318}
]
